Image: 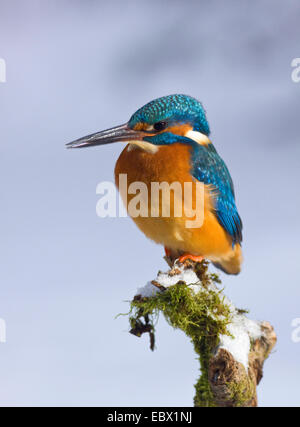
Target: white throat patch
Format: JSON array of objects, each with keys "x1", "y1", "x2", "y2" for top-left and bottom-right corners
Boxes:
[{"x1": 127, "y1": 140, "x2": 159, "y2": 153}]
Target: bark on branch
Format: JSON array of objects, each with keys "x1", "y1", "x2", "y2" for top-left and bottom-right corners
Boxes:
[{"x1": 208, "y1": 320, "x2": 276, "y2": 407}]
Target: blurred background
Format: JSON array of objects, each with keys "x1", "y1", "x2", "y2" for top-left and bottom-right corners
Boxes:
[{"x1": 0, "y1": 0, "x2": 299, "y2": 407}]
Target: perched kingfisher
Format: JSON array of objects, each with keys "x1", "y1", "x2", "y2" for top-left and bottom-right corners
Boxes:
[{"x1": 67, "y1": 95, "x2": 243, "y2": 275}]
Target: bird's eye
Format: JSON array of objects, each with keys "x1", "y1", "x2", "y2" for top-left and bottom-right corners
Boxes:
[{"x1": 153, "y1": 121, "x2": 167, "y2": 132}]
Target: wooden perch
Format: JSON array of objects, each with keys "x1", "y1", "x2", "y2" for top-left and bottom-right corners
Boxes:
[{"x1": 128, "y1": 259, "x2": 276, "y2": 407}]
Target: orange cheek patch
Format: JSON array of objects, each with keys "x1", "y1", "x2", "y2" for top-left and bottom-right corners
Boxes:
[
  {"x1": 166, "y1": 124, "x2": 193, "y2": 136},
  {"x1": 133, "y1": 122, "x2": 148, "y2": 131}
]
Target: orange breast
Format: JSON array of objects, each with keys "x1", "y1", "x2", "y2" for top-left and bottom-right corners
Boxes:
[{"x1": 114, "y1": 143, "x2": 234, "y2": 260}]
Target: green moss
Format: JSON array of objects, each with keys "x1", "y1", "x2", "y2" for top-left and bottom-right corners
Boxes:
[
  {"x1": 127, "y1": 261, "x2": 233, "y2": 407},
  {"x1": 227, "y1": 377, "x2": 255, "y2": 407}
]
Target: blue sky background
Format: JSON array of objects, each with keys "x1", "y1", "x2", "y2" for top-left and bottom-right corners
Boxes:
[{"x1": 0, "y1": 0, "x2": 300, "y2": 407}]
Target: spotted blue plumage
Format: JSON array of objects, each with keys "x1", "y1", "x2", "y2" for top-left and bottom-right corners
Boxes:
[
  {"x1": 129, "y1": 94, "x2": 210, "y2": 136},
  {"x1": 134, "y1": 94, "x2": 242, "y2": 245}
]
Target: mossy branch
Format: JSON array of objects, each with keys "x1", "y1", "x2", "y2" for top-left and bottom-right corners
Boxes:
[{"x1": 126, "y1": 260, "x2": 276, "y2": 407}]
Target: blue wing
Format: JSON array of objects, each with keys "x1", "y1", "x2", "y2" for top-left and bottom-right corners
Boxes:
[{"x1": 191, "y1": 143, "x2": 242, "y2": 245}]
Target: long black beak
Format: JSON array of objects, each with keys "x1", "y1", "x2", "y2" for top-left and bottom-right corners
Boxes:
[{"x1": 66, "y1": 123, "x2": 145, "y2": 149}]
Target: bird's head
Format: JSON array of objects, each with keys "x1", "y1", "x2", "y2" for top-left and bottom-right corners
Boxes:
[{"x1": 67, "y1": 94, "x2": 210, "y2": 151}]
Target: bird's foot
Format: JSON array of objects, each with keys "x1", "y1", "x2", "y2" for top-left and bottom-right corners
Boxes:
[
  {"x1": 178, "y1": 254, "x2": 204, "y2": 264},
  {"x1": 164, "y1": 248, "x2": 204, "y2": 267}
]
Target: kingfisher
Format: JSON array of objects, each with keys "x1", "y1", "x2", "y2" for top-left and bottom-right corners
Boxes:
[{"x1": 67, "y1": 94, "x2": 243, "y2": 275}]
